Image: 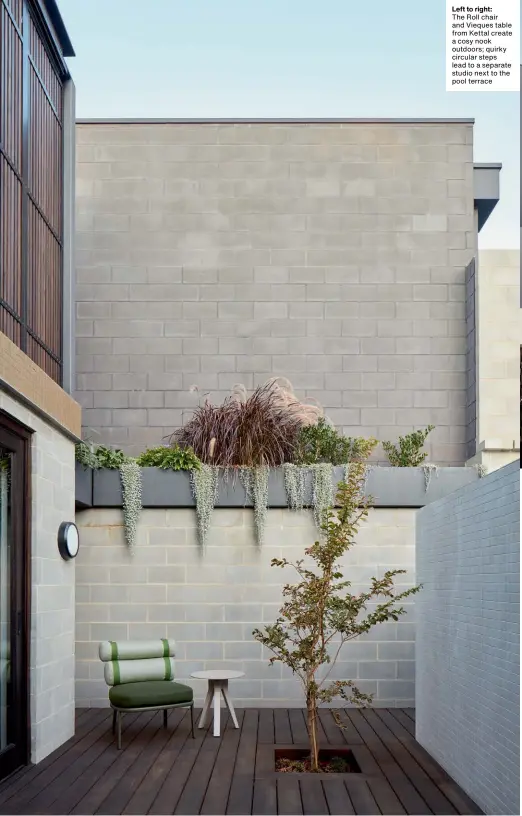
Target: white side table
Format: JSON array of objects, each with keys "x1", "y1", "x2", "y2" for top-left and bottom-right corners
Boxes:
[{"x1": 191, "y1": 670, "x2": 244, "y2": 737}]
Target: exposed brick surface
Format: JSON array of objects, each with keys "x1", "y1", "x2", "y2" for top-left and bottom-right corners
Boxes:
[
  {"x1": 75, "y1": 122, "x2": 475, "y2": 460},
  {"x1": 416, "y1": 461, "x2": 520, "y2": 816},
  {"x1": 75, "y1": 507, "x2": 416, "y2": 708}
]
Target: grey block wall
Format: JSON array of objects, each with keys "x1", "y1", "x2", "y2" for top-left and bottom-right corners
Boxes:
[
  {"x1": 75, "y1": 121, "x2": 476, "y2": 463},
  {"x1": 416, "y1": 461, "x2": 520, "y2": 816},
  {"x1": 75, "y1": 506, "x2": 416, "y2": 708}
]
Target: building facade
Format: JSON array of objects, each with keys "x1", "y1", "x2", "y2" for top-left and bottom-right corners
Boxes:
[
  {"x1": 74, "y1": 119, "x2": 503, "y2": 466},
  {"x1": 0, "y1": 0, "x2": 78, "y2": 775}
]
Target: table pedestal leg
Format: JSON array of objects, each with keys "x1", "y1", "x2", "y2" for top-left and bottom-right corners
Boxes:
[
  {"x1": 198, "y1": 684, "x2": 213, "y2": 729},
  {"x1": 212, "y1": 682, "x2": 222, "y2": 737},
  {"x1": 222, "y1": 683, "x2": 239, "y2": 729}
]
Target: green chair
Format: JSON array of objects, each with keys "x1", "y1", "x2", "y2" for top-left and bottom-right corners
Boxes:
[{"x1": 99, "y1": 639, "x2": 195, "y2": 748}]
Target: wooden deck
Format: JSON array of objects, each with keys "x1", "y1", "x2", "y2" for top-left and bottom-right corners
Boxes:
[{"x1": 0, "y1": 708, "x2": 482, "y2": 815}]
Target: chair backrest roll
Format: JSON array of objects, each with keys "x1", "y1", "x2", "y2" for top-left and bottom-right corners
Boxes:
[{"x1": 98, "y1": 639, "x2": 176, "y2": 687}]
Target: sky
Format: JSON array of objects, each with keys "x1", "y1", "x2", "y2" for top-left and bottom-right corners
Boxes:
[{"x1": 58, "y1": 0, "x2": 519, "y2": 249}]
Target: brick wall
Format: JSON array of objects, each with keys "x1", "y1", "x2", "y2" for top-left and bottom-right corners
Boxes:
[
  {"x1": 0, "y1": 389, "x2": 76, "y2": 763},
  {"x1": 75, "y1": 507, "x2": 416, "y2": 708},
  {"x1": 75, "y1": 120, "x2": 475, "y2": 463},
  {"x1": 416, "y1": 460, "x2": 520, "y2": 816}
]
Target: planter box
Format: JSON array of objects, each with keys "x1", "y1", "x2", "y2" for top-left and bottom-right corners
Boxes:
[
  {"x1": 75, "y1": 462, "x2": 93, "y2": 509},
  {"x1": 91, "y1": 465, "x2": 479, "y2": 509}
]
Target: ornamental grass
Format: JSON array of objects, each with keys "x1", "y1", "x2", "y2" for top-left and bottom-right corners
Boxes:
[{"x1": 170, "y1": 381, "x2": 305, "y2": 467}]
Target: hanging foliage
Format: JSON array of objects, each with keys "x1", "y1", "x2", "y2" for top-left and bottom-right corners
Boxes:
[
  {"x1": 240, "y1": 466, "x2": 270, "y2": 545},
  {"x1": 310, "y1": 463, "x2": 334, "y2": 531},
  {"x1": 119, "y1": 459, "x2": 142, "y2": 549},
  {"x1": 191, "y1": 464, "x2": 219, "y2": 547},
  {"x1": 422, "y1": 464, "x2": 438, "y2": 492},
  {"x1": 283, "y1": 463, "x2": 308, "y2": 511}
]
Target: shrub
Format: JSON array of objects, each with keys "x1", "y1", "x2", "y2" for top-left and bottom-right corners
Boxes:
[
  {"x1": 382, "y1": 425, "x2": 435, "y2": 467},
  {"x1": 171, "y1": 382, "x2": 303, "y2": 467},
  {"x1": 294, "y1": 418, "x2": 378, "y2": 465},
  {"x1": 136, "y1": 445, "x2": 201, "y2": 471},
  {"x1": 253, "y1": 463, "x2": 420, "y2": 772},
  {"x1": 75, "y1": 442, "x2": 127, "y2": 469}
]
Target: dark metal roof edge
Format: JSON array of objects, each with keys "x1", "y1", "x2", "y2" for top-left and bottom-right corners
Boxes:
[
  {"x1": 474, "y1": 162, "x2": 503, "y2": 169},
  {"x1": 75, "y1": 117, "x2": 476, "y2": 125},
  {"x1": 41, "y1": 0, "x2": 75, "y2": 57}
]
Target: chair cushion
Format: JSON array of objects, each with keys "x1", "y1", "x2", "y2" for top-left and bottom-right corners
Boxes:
[{"x1": 109, "y1": 680, "x2": 193, "y2": 709}]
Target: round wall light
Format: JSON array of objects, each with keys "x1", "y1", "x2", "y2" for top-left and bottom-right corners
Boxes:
[{"x1": 58, "y1": 521, "x2": 80, "y2": 560}]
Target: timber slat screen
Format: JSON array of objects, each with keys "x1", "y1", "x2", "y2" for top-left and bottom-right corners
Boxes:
[{"x1": 0, "y1": 0, "x2": 64, "y2": 383}]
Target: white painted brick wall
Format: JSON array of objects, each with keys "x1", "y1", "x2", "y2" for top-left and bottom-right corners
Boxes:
[
  {"x1": 75, "y1": 507, "x2": 416, "y2": 708},
  {"x1": 0, "y1": 391, "x2": 76, "y2": 763},
  {"x1": 416, "y1": 460, "x2": 519, "y2": 816}
]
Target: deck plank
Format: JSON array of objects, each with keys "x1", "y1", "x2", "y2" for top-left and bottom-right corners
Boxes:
[
  {"x1": 70, "y1": 712, "x2": 159, "y2": 815},
  {"x1": 226, "y1": 709, "x2": 259, "y2": 815},
  {"x1": 274, "y1": 709, "x2": 292, "y2": 744},
  {"x1": 299, "y1": 778, "x2": 329, "y2": 815},
  {"x1": 373, "y1": 710, "x2": 481, "y2": 815},
  {"x1": 277, "y1": 776, "x2": 303, "y2": 815},
  {"x1": 322, "y1": 778, "x2": 355, "y2": 814},
  {"x1": 365, "y1": 709, "x2": 457, "y2": 815},
  {"x1": 0, "y1": 709, "x2": 111, "y2": 807},
  {"x1": 100, "y1": 710, "x2": 189, "y2": 815},
  {"x1": 345, "y1": 711, "x2": 422, "y2": 815},
  {"x1": 0, "y1": 708, "x2": 484, "y2": 815},
  {"x1": 27, "y1": 713, "x2": 143, "y2": 815},
  {"x1": 148, "y1": 715, "x2": 211, "y2": 815},
  {"x1": 200, "y1": 710, "x2": 245, "y2": 815},
  {"x1": 123, "y1": 710, "x2": 195, "y2": 815},
  {"x1": 344, "y1": 780, "x2": 381, "y2": 815},
  {"x1": 288, "y1": 710, "x2": 309, "y2": 745},
  {"x1": 174, "y1": 712, "x2": 229, "y2": 815}
]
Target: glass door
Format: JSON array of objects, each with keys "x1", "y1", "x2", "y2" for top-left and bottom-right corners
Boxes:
[{"x1": 0, "y1": 419, "x2": 29, "y2": 781}]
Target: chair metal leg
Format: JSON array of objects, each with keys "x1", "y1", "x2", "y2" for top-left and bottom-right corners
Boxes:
[
  {"x1": 117, "y1": 710, "x2": 122, "y2": 750},
  {"x1": 163, "y1": 709, "x2": 168, "y2": 728},
  {"x1": 190, "y1": 704, "x2": 195, "y2": 738},
  {"x1": 112, "y1": 709, "x2": 116, "y2": 735}
]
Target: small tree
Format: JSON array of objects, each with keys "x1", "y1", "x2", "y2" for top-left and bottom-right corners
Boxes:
[
  {"x1": 382, "y1": 425, "x2": 435, "y2": 467},
  {"x1": 253, "y1": 463, "x2": 420, "y2": 772}
]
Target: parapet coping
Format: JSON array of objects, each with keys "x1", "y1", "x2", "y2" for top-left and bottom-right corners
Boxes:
[{"x1": 76, "y1": 117, "x2": 476, "y2": 125}]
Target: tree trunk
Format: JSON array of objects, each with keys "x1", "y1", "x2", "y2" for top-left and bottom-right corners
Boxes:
[{"x1": 307, "y1": 697, "x2": 319, "y2": 772}]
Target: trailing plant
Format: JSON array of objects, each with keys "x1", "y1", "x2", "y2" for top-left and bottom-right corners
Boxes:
[
  {"x1": 253, "y1": 464, "x2": 421, "y2": 773},
  {"x1": 240, "y1": 466, "x2": 270, "y2": 545},
  {"x1": 136, "y1": 445, "x2": 201, "y2": 471},
  {"x1": 119, "y1": 459, "x2": 142, "y2": 549},
  {"x1": 75, "y1": 440, "x2": 99, "y2": 469},
  {"x1": 171, "y1": 381, "x2": 303, "y2": 467},
  {"x1": 310, "y1": 463, "x2": 334, "y2": 530},
  {"x1": 382, "y1": 425, "x2": 435, "y2": 467},
  {"x1": 294, "y1": 419, "x2": 378, "y2": 466},
  {"x1": 283, "y1": 463, "x2": 308, "y2": 512},
  {"x1": 422, "y1": 463, "x2": 438, "y2": 492},
  {"x1": 191, "y1": 464, "x2": 219, "y2": 546},
  {"x1": 474, "y1": 463, "x2": 488, "y2": 478}
]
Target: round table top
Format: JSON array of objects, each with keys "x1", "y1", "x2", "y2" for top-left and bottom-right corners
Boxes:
[{"x1": 191, "y1": 670, "x2": 245, "y2": 681}]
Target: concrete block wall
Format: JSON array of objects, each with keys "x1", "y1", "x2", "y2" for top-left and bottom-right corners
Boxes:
[
  {"x1": 0, "y1": 390, "x2": 76, "y2": 764},
  {"x1": 416, "y1": 460, "x2": 520, "y2": 816},
  {"x1": 472, "y1": 250, "x2": 521, "y2": 471},
  {"x1": 75, "y1": 506, "x2": 416, "y2": 708},
  {"x1": 75, "y1": 120, "x2": 476, "y2": 464}
]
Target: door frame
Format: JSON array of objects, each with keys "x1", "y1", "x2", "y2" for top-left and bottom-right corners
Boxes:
[{"x1": 0, "y1": 410, "x2": 32, "y2": 777}]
